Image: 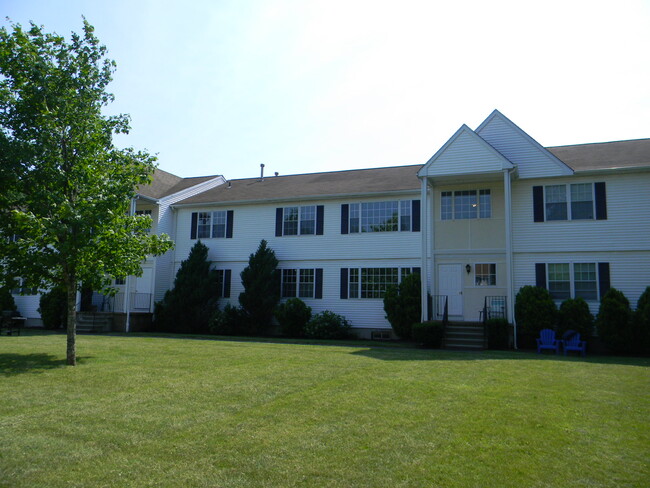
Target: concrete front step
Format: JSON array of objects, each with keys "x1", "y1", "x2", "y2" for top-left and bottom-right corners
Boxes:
[
  {"x1": 76, "y1": 312, "x2": 113, "y2": 333},
  {"x1": 445, "y1": 323, "x2": 485, "y2": 350}
]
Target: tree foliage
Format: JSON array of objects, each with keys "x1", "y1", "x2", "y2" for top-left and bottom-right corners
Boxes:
[
  {"x1": 239, "y1": 240, "x2": 280, "y2": 334},
  {"x1": 633, "y1": 286, "x2": 650, "y2": 355},
  {"x1": 154, "y1": 241, "x2": 218, "y2": 334},
  {"x1": 0, "y1": 20, "x2": 173, "y2": 364},
  {"x1": 275, "y1": 297, "x2": 312, "y2": 338},
  {"x1": 383, "y1": 273, "x2": 421, "y2": 339},
  {"x1": 38, "y1": 287, "x2": 67, "y2": 330}
]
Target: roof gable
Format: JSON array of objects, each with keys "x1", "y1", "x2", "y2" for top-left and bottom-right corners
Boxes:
[
  {"x1": 476, "y1": 110, "x2": 573, "y2": 178},
  {"x1": 418, "y1": 124, "x2": 514, "y2": 178}
]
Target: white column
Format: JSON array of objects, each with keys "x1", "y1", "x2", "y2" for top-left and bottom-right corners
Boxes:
[
  {"x1": 124, "y1": 197, "x2": 137, "y2": 333},
  {"x1": 503, "y1": 169, "x2": 516, "y2": 348},
  {"x1": 420, "y1": 177, "x2": 429, "y2": 322}
]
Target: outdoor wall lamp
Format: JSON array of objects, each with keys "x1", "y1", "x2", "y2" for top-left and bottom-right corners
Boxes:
[{"x1": 465, "y1": 264, "x2": 471, "y2": 274}]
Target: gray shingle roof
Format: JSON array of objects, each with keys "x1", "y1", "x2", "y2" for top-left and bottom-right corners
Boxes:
[
  {"x1": 161, "y1": 138, "x2": 649, "y2": 206},
  {"x1": 137, "y1": 169, "x2": 221, "y2": 200},
  {"x1": 547, "y1": 139, "x2": 650, "y2": 172},
  {"x1": 174, "y1": 165, "x2": 423, "y2": 205}
]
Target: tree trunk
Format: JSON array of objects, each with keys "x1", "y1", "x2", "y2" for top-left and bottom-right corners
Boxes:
[{"x1": 66, "y1": 274, "x2": 77, "y2": 366}]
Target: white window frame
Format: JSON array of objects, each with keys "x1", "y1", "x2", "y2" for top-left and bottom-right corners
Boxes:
[
  {"x1": 544, "y1": 184, "x2": 595, "y2": 221},
  {"x1": 440, "y1": 189, "x2": 491, "y2": 220},
  {"x1": 347, "y1": 267, "x2": 415, "y2": 299},
  {"x1": 283, "y1": 206, "x2": 316, "y2": 236},
  {"x1": 281, "y1": 268, "x2": 316, "y2": 298},
  {"x1": 474, "y1": 263, "x2": 496, "y2": 287},
  {"x1": 348, "y1": 200, "x2": 412, "y2": 233},
  {"x1": 197, "y1": 211, "x2": 229, "y2": 239},
  {"x1": 546, "y1": 262, "x2": 599, "y2": 301}
]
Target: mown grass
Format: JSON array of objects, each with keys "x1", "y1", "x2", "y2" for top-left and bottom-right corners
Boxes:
[{"x1": 0, "y1": 332, "x2": 648, "y2": 487}]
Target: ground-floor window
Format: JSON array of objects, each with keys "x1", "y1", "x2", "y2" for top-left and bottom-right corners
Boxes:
[
  {"x1": 215, "y1": 269, "x2": 232, "y2": 298},
  {"x1": 474, "y1": 263, "x2": 496, "y2": 286},
  {"x1": 281, "y1": 269, "x2": 323, "y2": 299},
  {"x1": 537, "y1": 262, "x2": 605, "y2": 301},
  {"x1": 342, "y1": 267, "x2": 419, "y2": 299}
]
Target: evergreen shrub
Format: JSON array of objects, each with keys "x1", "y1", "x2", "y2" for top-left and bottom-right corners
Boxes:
[
  {"x1": 305, "y1": 311, "x2": 352, "y2": 340},
  {"x1": 486, "y1": 318, "x2": 510, "y2": 349},
  {"x1": 239, "y1": 240, "x2": 280, "y2": 335},
  {"x1": 153, "y1": 241, "x2": 219, "y2": 334},
  {"x1": 514, "y1": 286, "x2": 557, "y2": 335},
  {"x1": 412, "y1": 321, "x2": 444, "y2": 348},
  {"x1": 38, "y1": 288, "x2": 67, "y2": 329},
  {"x1": 210, "y1": 304, "x2": 249, "y2": 336},
  {"x1": 275, "y1": 298, "x2": 312, "y2": 338},
  {"x1": 383, "y1": 273, "x2": 421, "y2": 339},
  {"x1": 557, "y1": 297, "x2": 594, "y2": 338},
  {"x1": 632, "y1": 286, "x2": 650, "y2": 355},
  {"x1": 0, "y1": 287, "x2": 17, "y2": 313},
  {"x1": 597, "y1": 288, "x2": 632, "y2": 353}
]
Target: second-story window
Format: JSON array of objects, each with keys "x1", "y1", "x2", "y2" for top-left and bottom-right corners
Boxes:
[
  {"x1": 441, "y1": 190, "x2": 491, "y2": 220},
  {"x1": 190, "y1": 210, "x2": 234, "y2": 239},
  {"x1": 276, "y1": 205, "x2": 324, "y2": 236}
]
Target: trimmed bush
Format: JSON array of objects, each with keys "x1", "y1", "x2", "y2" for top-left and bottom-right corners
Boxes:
[
  {"x1": 275, "y1": 298, "x2": 312, "y2": 338},
  {"x1": 210, "y1": 304, "x2": 250, "y2": 336},
  {"x1": 383, "y1": 273, "x2": 421, "y2": 340},
  {"x1": 597, "y1": 288, "x2": 632, "y2": 353},
  {"x1": 239, "y1": 240, "x2": 280, "y2": 335},
  {"x1": 38, "y1": 288, "x2": 67, "y2": 329},
  {"x1": 153, "y1": 241, "x2": 220, "y2": 334},
  {"x1": 515, "y1": 286, "x2": 557, "y2": 335},
  {"x1": 305, "y1": 311, "x2": 352, "y2": 340},
  {"x1": 486, "y1": 318, "x2": 510, "y2": 349},
  {"x1": 632, "y1": 286, "x2": 650, "y2": 355},
  {"x1": 412, "y1": 321, "x2": 444, "y2": 348},
  {"x1": 557, "y1": 297, "x2": 594, "y2": 338}
]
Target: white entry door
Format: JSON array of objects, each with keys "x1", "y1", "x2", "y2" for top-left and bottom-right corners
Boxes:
[
  {"x1": 133, "y1": 268, "x2": 153, "y2": 310},
  {"x1": 438, "y1": 264, "x2": 463, "y2": 316}
]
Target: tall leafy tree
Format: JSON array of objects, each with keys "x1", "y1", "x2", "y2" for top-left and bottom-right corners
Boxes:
[
  {"x1": 239, "y1": 239, "x2": 280, "y2": 334},
  {"x1": 0, "y1": 20, "x2": 173, "y2": 365}
]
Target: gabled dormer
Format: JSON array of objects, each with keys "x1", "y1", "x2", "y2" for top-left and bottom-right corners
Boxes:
[
  {"x1": 475, "y1": 110, "x2": 573, "y2": 179},
  {"x1": 418, "y1": 124, "x2": 514, "y2": 179}
]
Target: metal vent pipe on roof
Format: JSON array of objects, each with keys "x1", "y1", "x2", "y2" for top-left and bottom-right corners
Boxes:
[{"x1": 260, "y1": 163, "x2": 265, "y2": 181}]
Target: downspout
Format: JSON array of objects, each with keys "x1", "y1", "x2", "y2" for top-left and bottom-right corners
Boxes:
[
  {"x1": 124, "y1": 197, "x2": 136, "y2": 333},
  {"x1": 503, "y1": 169, "x2": 516, "y2": 348},
  {"x1": 420, "y1": 177, "x2": 429, "y2": 322}
]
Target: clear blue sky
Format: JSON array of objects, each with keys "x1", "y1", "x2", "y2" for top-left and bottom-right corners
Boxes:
[{"x1": 3, "y1": 0, "x2": 649, "y2": 180}]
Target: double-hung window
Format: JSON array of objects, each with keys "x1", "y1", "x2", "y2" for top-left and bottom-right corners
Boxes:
[
  {"x1": 276, "y1": 205, "x2": 324, "y2": 236},
  {"x1": 215, "y1": 269, "x2": 232, "y2": 298},
  {"x1": 534, "y1": 182, "x2": 607, "y2": 222},
  {"x1": 191, "y1": 210, "x2": 234, "y2": 239},
  {"x1": 281, "y1": 268, "x2": 323, "y2": 299},
  {"x1": 474, "y1": 264, "x2": 496, "y2": 286},
  {"x1": 537, "y1": 262, "x2": 606, "y2": 301},
  {"x1": 343, "y1": 200, "x2": 420, "y2": 233},
  {"x1": 440, "y1": 190, "x2": 491, "y2": 220},
  {"x1": 342, "y1": 267, "x2": 419, "y2": 299}
]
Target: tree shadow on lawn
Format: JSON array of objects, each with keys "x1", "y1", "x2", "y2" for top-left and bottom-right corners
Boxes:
[
  {"x1": 0, "y1": 353, "x2": 92, "y2": 376},
  {"x1": 350, "y1": 347, "x2": 650, "y2": 367}
]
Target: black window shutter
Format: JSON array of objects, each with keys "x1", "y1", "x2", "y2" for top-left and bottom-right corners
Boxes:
[
  {"x1": 598, "y1": 263, "x2": 610, "y2": 299},
  {"x1": 316, "y1": 205, "x2": 324, "y2": 235},
  {"x1": 315, "y1": 268, "x2": 323, "y2": 299},
  {"x1": 223, "y1": 269, "x2": 232, "y2": 298},
  {"x1": 595, "y1": 182, "x2": 607, "y2": 220},
  {"x1": 341, "y1": 204, "x2": 349, "y2": 234},
  {"x1": 275, "y1": 208, "x2": 283, "y2": 237},
  {"x1": 340, "y1": 268, "x2": 348, "y2": 299},
  {"x1": 412, "y1": 200, "x2": 421, "y2": 232},
  {"x1": 226, "y1": 210, "x2": 234, "y2": 238},
  {"x1": 535, "y1": 263, "x2": 547, "y2": 289},
  {"x1": 533, "y1": 186, "x2": 544, "y2": 222},
  {"x1": 190, "y1": 212, "x2": 198, "y2": 239}
]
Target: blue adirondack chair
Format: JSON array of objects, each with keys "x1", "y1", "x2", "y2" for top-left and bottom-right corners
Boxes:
[
  {"x1": 536, "y1": 328, "x2": 560, "y2": 354},
  {"x1": 562, "y1": 330, "x2": 587, "y2": 356}
]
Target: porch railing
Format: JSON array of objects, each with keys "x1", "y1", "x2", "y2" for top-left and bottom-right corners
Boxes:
[
  {"x1": 482, "y1": 295, "x2": 507, "y2": 348},
  {"x1": 430, "y1": 295, "x2": 449, "y2": 324},
  {"x1": 91, "y1": 292, "x2": 153, "y2": 313}
]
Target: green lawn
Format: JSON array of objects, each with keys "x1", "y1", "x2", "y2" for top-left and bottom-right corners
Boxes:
[{"x1": 1, "y1": 332, "x2": 648, "y2": 488}]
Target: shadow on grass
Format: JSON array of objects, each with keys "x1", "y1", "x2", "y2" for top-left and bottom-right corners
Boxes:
[
  {"x1": 0, "y1": 353, "x2": 91, "y2": 376},
  {"x1": 350, "y1": 346, "x2": 650, "y2": 367}
]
